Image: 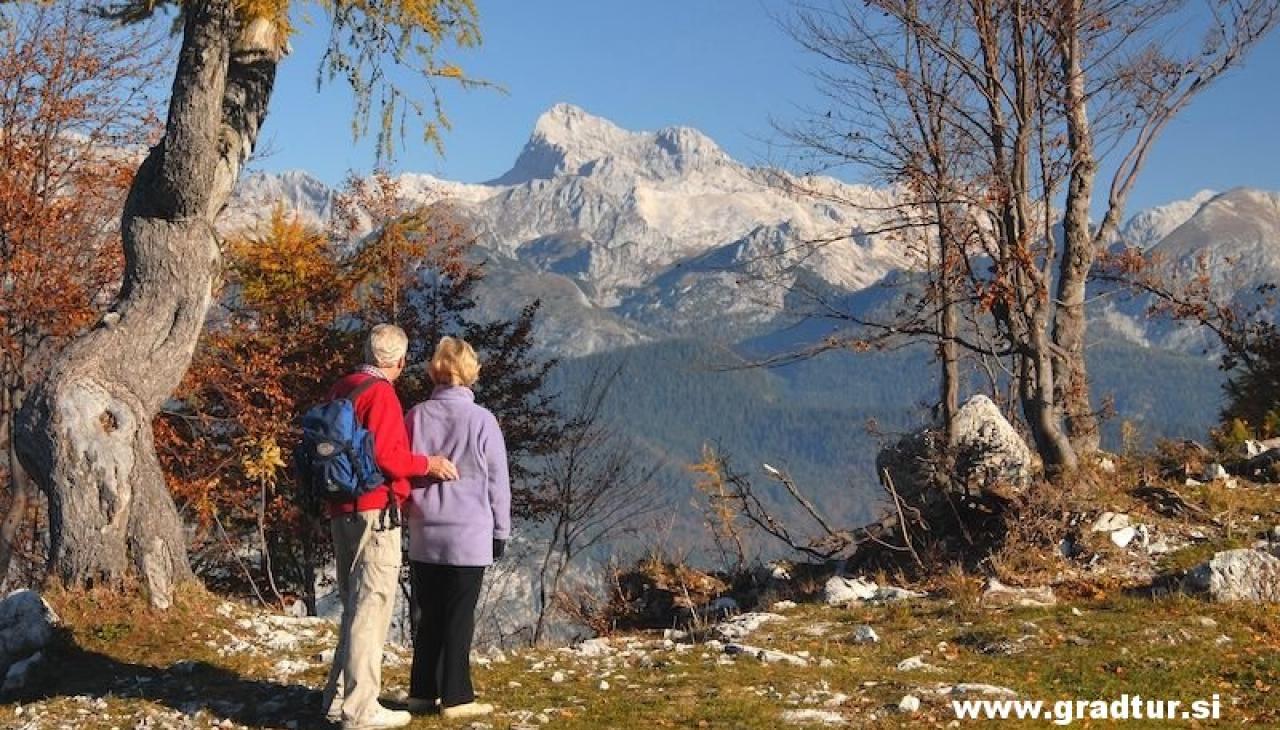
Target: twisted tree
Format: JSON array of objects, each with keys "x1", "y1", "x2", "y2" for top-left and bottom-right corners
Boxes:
[{"x1": 11, "y1": 0, "x2": 482, "y2": 606}]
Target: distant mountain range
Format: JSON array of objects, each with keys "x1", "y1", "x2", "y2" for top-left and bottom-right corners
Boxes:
[
  {"x1": 226, "y1": 104, "x2": 1280, "y2": 363},
  {"x1": 222, "y1": 106, "x2": 1274, "y2": 534}
]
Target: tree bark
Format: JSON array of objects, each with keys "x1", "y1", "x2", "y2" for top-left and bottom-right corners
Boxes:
[
  {"x1": 1052, "y1": 0, "x2": 1101, "y2": 456},
  {"x1": 0, "y1": 383, "x2": 35, "y2": 586},
  {"x1": 14, "y1": 0, "x2": 279, "y2": 607}
]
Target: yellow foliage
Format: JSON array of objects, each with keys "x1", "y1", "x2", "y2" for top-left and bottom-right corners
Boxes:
[
  {"x1": 228, "y1": 206, "x2": 341, "y2": 317},
  {"x1": 239, "y1": 435, "x2": 286, "y2": 486}
]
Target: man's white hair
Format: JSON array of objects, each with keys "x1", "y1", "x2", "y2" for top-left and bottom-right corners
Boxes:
[{"x1": 365, "y1": 323, "x2": 409, "y2": 368}]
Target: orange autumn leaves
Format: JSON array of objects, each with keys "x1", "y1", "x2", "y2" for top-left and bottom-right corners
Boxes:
[
  {"x1": 157, "y1": 173, "x2": 478, "y2": 564},
  {"x1": 0, "y1": 6, "x2": 165, "y2": 384}
]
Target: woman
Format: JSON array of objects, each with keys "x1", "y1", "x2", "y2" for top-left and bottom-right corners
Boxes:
[{"x1": 403, "y1": 336, "x2": 511, "y2": 720}]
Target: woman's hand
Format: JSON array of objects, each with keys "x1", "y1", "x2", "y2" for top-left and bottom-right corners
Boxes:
[{"x1": 426, "y1": 455, "x2": 459, "y2": 481}]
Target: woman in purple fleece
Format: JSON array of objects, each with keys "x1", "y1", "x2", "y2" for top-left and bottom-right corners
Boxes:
[{"x1": 403, "y1": 337, "x2": 511, "y2": 720}]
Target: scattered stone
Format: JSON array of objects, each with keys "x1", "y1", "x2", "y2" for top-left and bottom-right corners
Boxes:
[
  {"x1": 1186, "y1": 549, "x2": 1280, "y2": 602},
  {"x1": 895, "y1": 655, "x2": 937, "y2": 672},
  {"x1": 780, "y1": 709, "x2": 847, "y2": 726},
  {"x1": 1110, "y1": 526, "x2": 1138, "y2": 548},
  {"x1": 724, "y1": 643, "x2": 808, "y2": 666},
  {"x1": 0, "y1": 590, "x2": 59, "y2": 685},
  {"x1": 772, "y1": 600, "x2": 798, "y2": 612},
  {"x1": 1098, "y1": 456, "x2": 1117, "y2": 473},
  {"x1": 932, "y1": 683, "x2": 1018, "y2": 699},
  {"x1": 598, "y1": 680, "x2": 610, "y2": 691},
  {"x1": 1195, "y1": 616, "x2": 1218, "y2": 628},
  {"x1": 272, "y1": 658, "x2": 310, "y2": 676},
  {"x1": 898, "y1": 695, "x2": 921, "y2": 714},
  {"x1": 1203, "y1": 463, "x2": 1229, "y2": 481},
  {"x1": 873, "y1": 586, "x2": 926, "y2": 602},
  {"x1": 662, "y1": 628, "x2": 688, "y2": 642},
  {"x1": 715, "y1": 612, "x2": 785, "y2": 641},
  {"x1": 849, "y1": 625, "x2": 880, "y2": 644},
  {"x1": 823, "y1": 576, "x2": 877, "y2": 605},
  {"x1": 980, "y1": 578, "x2": 1056, "y2": 608},
  {"x1": 573, "y1": 638, "x2": 613, "y2": 658},
  {"x1": 550, "y1": 671, "x2": 567, "y2": 684},
  {"x1": 1092, "y1": 512, "x2": 1132, "y2": 533}
]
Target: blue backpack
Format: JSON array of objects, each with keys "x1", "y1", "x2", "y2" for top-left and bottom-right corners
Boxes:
[{"x1": 295, "y1": 376, "x2": 387, "y2": 508}]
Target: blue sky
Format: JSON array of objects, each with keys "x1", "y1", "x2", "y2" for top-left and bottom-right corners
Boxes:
[{"x1": 255, "y1": 0, "x2": 1280, "y2": 214}]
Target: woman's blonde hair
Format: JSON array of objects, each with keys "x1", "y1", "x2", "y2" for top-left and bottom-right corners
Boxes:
[{"x1": 428, "y1": 336, "x2": 481, "y2": 386}]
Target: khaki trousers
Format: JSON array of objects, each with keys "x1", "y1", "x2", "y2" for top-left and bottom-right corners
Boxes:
[{"x1": 322, "y1": 510, "x2": 402, "y2": 728}]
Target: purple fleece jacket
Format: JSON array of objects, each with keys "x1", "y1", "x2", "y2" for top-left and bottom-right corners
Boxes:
[{"x1": 403, "y1": 385, "x2": 512, "y2": 566}]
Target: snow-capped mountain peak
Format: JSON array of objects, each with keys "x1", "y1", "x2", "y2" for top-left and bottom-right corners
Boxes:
[
  {"x1": 494, "y1": 103, "x2": 733, "y2": 184},
  {"x1": 1119, "y1": 189, "x2": 1217, "y2": 249}
]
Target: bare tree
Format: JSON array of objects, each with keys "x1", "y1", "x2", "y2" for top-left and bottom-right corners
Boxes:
[
  {"x1": 532, "y1": 365, "x2": 664, "y2": 644},
  {"x1": 780, "y1": 0, "x2": 1277, "y2": 472}
]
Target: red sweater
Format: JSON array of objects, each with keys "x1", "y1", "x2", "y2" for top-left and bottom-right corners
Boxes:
[{"x1": 326, "y1": 372, "x2": 429, "y2": 516}]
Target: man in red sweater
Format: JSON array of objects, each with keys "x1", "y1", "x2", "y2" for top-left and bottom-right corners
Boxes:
[{"x1": 322, "y1": 324, "x2": 458, "y2": 730}]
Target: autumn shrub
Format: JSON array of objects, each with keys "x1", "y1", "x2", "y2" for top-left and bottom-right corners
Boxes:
[{"x1": 158, "y1": 174, "x2": 563, "y2": 609}]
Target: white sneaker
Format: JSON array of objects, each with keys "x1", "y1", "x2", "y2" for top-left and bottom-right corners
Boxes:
[
  {"x1": 440, "y1": 702, "x2": 494, "y2": 719},
  {"x1": 343, "y1": 705, "x2": 412, "y2": 729}
]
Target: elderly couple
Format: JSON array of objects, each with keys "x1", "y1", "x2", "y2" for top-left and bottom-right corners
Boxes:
[{"x1": 321, "y1": 324, "x2": 511, "y2": 729}]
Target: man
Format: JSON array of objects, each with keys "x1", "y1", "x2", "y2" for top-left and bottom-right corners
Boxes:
[{"x1": 322, "y1": 324, "x2": 459, "y2": 729}]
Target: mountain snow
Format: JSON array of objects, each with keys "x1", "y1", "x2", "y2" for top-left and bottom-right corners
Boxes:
[
  {"x1": 222, "y1": 105, "x2": 1275, "y2": 358},
  {"x1": 224, "y1": 104, "x2": 909, "y2": 355}
]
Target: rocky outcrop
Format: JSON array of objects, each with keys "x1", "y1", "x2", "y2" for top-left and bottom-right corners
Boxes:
[
  {"x1": 1186, "y1": 549, "x2": 1280, "y2": 602},
  {"x1": 877, "y1": 395, "x2": 1035, "y2": 502},
  {"x1": 950, "y1": 396, "x2": 1035, "y2": 494}
]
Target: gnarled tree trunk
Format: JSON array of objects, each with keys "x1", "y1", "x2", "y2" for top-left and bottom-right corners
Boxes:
[{"x1": 14, "y1": 0, "x2": 279, "y2": 607}]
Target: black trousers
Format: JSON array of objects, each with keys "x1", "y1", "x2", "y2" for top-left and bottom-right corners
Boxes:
[{"x1": 409, "y1": 562, "x2": 486, "y2": 707}]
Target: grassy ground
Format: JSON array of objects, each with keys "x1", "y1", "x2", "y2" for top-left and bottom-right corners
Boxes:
[{"x1": 6, "y1": 581, "x2": 1280, "y2": 729}]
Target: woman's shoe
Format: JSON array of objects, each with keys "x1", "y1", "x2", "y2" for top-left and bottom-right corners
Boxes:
[
  {"x1": 406, "y1": 697, "x2": 439, "y2": 714},
  {"x1": 440, "y1": 702, "x2": 494, "y2": 719}
]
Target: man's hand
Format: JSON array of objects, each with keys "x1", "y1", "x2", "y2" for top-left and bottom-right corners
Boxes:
[{"x1": 426, "y1": 456, "x2": 458, "y2": 481}]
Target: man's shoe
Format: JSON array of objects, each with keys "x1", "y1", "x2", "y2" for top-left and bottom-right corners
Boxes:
[
  {"x1": 440, "y1": 702, "x2": 494, "y2": 720},
  {"x1": 323, "y1": 695, "x2": 343, "y2": 723},
  {"x1": 342, "y1": 705, "x2": 412, "y2": 729},
  {"x1": 406, "y1": 697, "x2": 439, "y2": 714}
]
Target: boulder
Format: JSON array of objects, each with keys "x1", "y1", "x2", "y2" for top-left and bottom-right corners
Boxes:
[
  {"x1": 0, "y1": 590, "x2": 59, "y2": 688},
  {"x1": 950, "y1": 396, "x2": 1034, "y2": 493},
  {"x1": 1186, "y1": 549, "x2": 1280, "y2": 602},
  {"x1": 876, "y1": 395, "x2": 1034, "y2": 501}
]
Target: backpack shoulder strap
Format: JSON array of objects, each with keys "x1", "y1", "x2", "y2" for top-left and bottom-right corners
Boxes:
[{"x1": 345, "y1": 374, "x2": 386, "y2": 403}]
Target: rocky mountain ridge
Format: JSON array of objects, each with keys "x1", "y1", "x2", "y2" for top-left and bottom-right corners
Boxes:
[{"x1": 225, "y1": 105, "x2": 1279, "y2": 360}]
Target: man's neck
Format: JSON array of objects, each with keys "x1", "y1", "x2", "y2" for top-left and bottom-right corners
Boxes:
[{"x1": 358, "y1": 364, "x2": 394, "y2": 382}]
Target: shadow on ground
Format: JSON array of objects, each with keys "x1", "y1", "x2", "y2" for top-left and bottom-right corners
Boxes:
[{"x1": 8, "y1": 628, "x2": 334, "y2": 729}]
